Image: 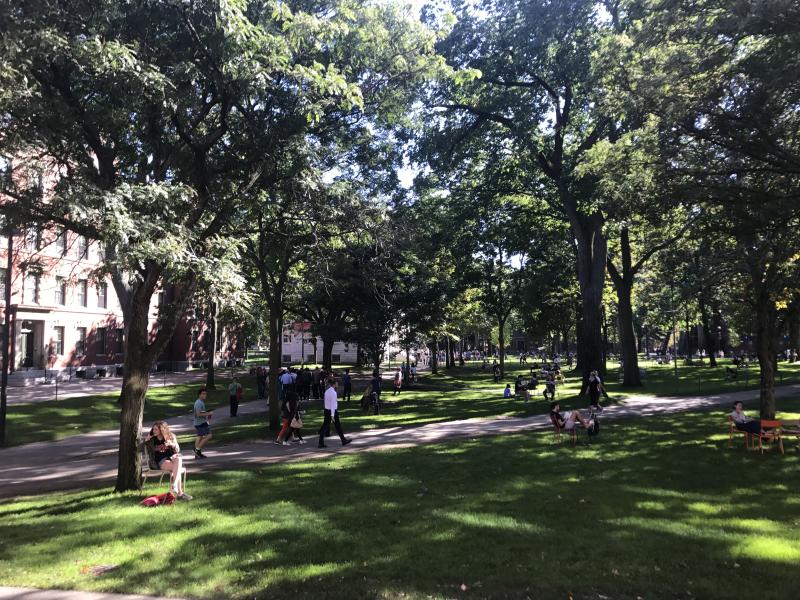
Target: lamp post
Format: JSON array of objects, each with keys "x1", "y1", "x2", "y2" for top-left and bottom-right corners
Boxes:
[{"x1": 1, "y1": 226, "x2": 19, "y2": 446}]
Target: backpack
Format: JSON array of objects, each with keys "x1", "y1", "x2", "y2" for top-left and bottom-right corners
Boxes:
[{"x1": 141, "y1": 492, "x2": 176, "y2": 507}]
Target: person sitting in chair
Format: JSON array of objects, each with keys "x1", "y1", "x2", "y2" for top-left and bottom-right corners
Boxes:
[
  {"x1": 550, "y1": 402, "x2": 591, "y2": 431},
  {"x1": 146, "y1": 421, "x2": 192, "y2": 501},
  {"x1": 730, "y1": 400, "x2": 761, "y2": 435},
  {"x1": 543, "y1": 373, "x2": 557, "y2": 401}
]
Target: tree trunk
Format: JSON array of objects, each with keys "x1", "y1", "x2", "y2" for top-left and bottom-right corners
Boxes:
[
  {"x1": 498, "y1": 317, "x2": 506, "y2": 378},
  {"x1": 787, "y1": 297, "x2": 800, "y2": 359},
  {"x1": 115, "y1": 359, "x2": 150, "y2": 492},
  {"x1": 754, "y1": 295, "x2": 777, "y2": 419},
  {"x1": 206, "y1": 300, "x2": 217, "y2": 390},
  {"x1": 570, "y1": 212, "x2": 607, "y2": 393},
  {"x1": 406, "y1": 345, "x2": 411, "y2": 373},
  {"x1": 267, "y1": 310, "x2": 282, "y2": 430},
  {"x1": 114, "y1": 295, "x2": 155, "y2": 492},
  {"x1": 355, "y1": 342, "x2": 363, "y2": 368},
  {"x1": 322, "y1": 337, "x2": 333, "y2": 372},
  {"x1": 698, "y1": 296, "x2": 717, "y2": 367},
  {"x1": 429, "y1": 339, "x2": 439, "y2": 375},
  {"x1": 615, "y1": 279, "x2": 642, "y2": 386},
  {"x1": 607, "y1": 227, "x2": 641, "y2": 387},
  {"x1": 372, "y1": 346, "x2": 382, "y2": 370},
  {"x1": 447, "y1": 337, "x2": 455, "y2": 368}
]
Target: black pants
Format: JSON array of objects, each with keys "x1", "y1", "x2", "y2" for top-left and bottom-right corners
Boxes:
[
  {"x1": 319, "y1": 409, "x2": 346, "y2": 445},
  {"x1": 229, "y1": 395, "x2": 239, "y2": 417},
  {"x1": 736, "y1": 421, "x2": 761, "y2": 434},
  {"x1": 343, "y1": 384, "x2": 352, "y2": 402}
]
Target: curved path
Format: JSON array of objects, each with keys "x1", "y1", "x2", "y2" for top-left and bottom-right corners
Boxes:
[{"x1": 2, "y1": 383, "x2": 799, "y2": 499}]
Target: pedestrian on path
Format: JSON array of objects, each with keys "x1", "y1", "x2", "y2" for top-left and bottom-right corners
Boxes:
[
  {"x1": 275, "y1": 389, "x2": 300, "y2": 446},
  {"x1": 193, "y1": 388, "x2": 214, "y2": 459},
  {"x1": 318, "y1": 378, "x2": 351, "y2": 448},
  {"x1": 256, "y1": 366, "x2": 267, "y2": 400},
  {"x1": 228, "y1": 378, "x2": 242, "y2": 417},
  {"x1": 393, "y1": 368, "x2": 403, "y2": 396},
  {"x1": 587, "y1": 370, "x2": 607, "y2": 407},
  {"x1": 342, "y1": 369, "x2": 352, "y2": 402}
]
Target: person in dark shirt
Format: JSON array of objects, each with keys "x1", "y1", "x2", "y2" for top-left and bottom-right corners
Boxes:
[
  {"x1": 370, "y1": 370, "x2": 382, "y2": 414},
  {"x1": 146, "y1": 421, "x2": 191, "y2": 500},
  {"x1": 342, "y1": 369, "x2": 352, "y2": 402}
]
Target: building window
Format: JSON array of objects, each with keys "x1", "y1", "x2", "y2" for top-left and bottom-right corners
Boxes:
[
  {"x1": 283, "y1": 334, "x2": 292, "y2": 343},
  {"x1": 191, "y1": 329, "x2": 200, "y2": 352},
  {"x1": 54, "y1": 277, "x2": 66, "y2": 305},
  {"x1": 24, "y1": 273, "x2": 40, "y2": 304},
  {"x1": 76, "y1": 235, "x2": 87, "y2": 259},
  {"x1": 76, "y1": 327, "x2": 87, "y2": 357},
  {"x1": 0, "y1": 267, "x2": 6, "y2": 299},
  {"x1": 96, "y1": 327, "x2": 106, "y2": 355},
  {"x1": 57, "y1": 228, "x2": 68, "y2": 255},
  {"x1": 53, "y1": 326, "x2": 64, "y2": 355},
  {"x1": 97, "y1": 282, "x2": 107, "y2": 308},
  {"x1": 77, "y1": 280, "x2": 87, "y2": 307},
  {"x1": 116, "y1": 328, "x2": 124, "y2": 354},
  {"x1": 25, "y1": 227, "x2": 41, "y2": 252},
  {"x1": 158, "y1": 291, "x2": 165, "y2": 307},
  {"x1": 97, "y1": 242, "x2": 105, "y2": 260}
]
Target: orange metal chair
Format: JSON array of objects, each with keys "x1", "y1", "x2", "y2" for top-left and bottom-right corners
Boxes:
[
  {"x1": 550, "y1": 413, "x2": 577, "y2": 445},
  {"x1": 728, "y1": 415, "x2": 751, "y2": 449},
  {"x1": 754, "y1": 420, "x2": 784, "y2": 455}
]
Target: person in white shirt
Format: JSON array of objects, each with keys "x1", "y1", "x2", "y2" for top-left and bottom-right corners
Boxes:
[{"x1": 318, "y1": 378, "x2": 351, "y2": 448}]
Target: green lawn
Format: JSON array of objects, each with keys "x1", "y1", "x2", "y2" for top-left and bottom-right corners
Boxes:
[
  {"x1": 5, "y1": 374, "x2": 258, "y2": 447},
  {"x1": 8, "y1": 359, "x2": 800, "y2": 448},
  {"x1": 2, "y1": 403, "x2": 800, "y2": 599}
]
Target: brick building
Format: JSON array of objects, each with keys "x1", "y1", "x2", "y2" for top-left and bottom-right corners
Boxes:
[{"x1": 0, "y1": 227, "x2": 242, "y2": 385}]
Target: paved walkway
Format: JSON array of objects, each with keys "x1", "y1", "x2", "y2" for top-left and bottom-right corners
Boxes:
[
  {"x1": 6, "y1": 371, "x2": 223, "y2": 405},
  {"x1": 0, "y1": 587, "x2": 182, "y2": 600},
  {"x1": 2, "y1": 383, "x2": 799, "y2": 498}
]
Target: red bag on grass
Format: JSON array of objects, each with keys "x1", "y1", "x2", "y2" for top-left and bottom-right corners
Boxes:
[{"x1": 141, "y1": 492, "x2": 175, "y2": 507}]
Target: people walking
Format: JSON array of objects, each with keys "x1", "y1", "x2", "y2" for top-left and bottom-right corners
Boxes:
[
  {"x1": 228, "y1": 377, "x2": 242, "y2": 417},
  {"x1": 192, "y1": 388, "x2": 214, "y2": 459},
  {"x1": 370, "y1": 370, "x2": 382, "y2": 414},
  {"x1": 393, "y1": 368, "x2": 403, "y2": 396},
  {"x1": 318, "y1": 378, "x2": 351, "y2": 448},
  {"x1": 342, "y1": 369, "x2": 352, "y2": 402}
]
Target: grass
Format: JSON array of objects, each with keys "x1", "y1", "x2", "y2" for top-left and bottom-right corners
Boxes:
[
  {"x1": 3, "y1": 402, "x2": 800, "y2": 599},
  {"x1": 5, "y1": 374, "x2": 259, "y2": 447},
  {"x1": 8, "y1": 358, "x2": 800, "y2": 448}
]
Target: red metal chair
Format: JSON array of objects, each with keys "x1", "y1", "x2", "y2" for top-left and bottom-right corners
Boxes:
[
  {"x1": 754, "y1": 420, "x2": 784, "y2": 455},
  {"x1": 728, "y1": 415, "x2": 751, "y2": 449},
  {"x1": 550, "y1": 413, "x2": 577, "y2": 445}
]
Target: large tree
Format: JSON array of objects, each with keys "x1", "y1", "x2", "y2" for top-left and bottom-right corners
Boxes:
[
  {"x1": 0, "y1": 0, "x2": 258, "y2": 490},
  {"x1": 426, "y1": 0, "x2": 627, "y2": 390}
]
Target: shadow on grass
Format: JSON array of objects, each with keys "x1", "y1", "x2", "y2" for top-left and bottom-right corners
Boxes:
[{"x1": 2, "y1": 408, "x2": 800, "y2": 599}]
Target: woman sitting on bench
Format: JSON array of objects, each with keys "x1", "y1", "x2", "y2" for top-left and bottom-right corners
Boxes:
[
  {"x1": 146, "y1": 421, "x2": 191, "y2": 501},
  {"x1": 730, "y1": 400, "x2": 761, "y2": 435},
  {"x1": 550, "y1": 402, "x2": 591, "y2": 431}
]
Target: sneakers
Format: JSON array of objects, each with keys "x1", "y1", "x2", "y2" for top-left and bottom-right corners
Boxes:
[
  {"x1": 297, "y1": 439, "x2": 307, "y2": 444},
  {"x1": 274, "y1": 439, "x2": 289, "y2": 446},
  {"x1": 177, "y1": 492, "x2": 193, "y2": 501},
  {"x1": 194, "y1": 448, "x2": 207, "y2": 459},
  {"x1": 342, "y1": 438, "x2": 352, "y2": 446}
]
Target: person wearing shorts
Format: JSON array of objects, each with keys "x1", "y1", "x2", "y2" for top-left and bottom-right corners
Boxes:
[
  {"x1": 193, "y1": 388, "x2": 214, "y2": 458},
  {"x1": 550, "y1": 402, "x2": 590, "y2": 431},
  {"x1": 146, "y1": 421, "x2": 192, "y2": 500}
]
